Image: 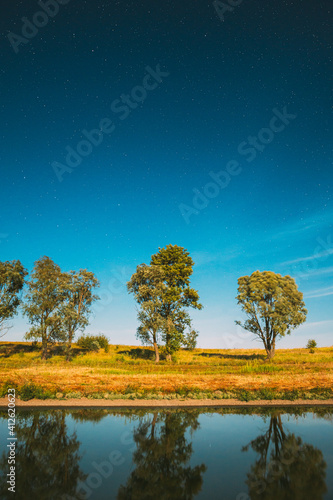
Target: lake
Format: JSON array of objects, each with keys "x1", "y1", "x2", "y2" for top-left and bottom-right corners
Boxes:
[{"x1": 0, "y1": 407, "x2": 332, "y2": 499}]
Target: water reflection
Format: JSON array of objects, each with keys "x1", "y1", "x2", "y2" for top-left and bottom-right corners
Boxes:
[
  {"x1": 0, "y1": 408, "x2": 331, "y2": 499},
  {"x1": 242, "y1": 412, "x2": 327, "y2": 500},
  {"x1": 0, "y1": 409, "x2": 85, "y2": 499},
  {"x1": 117, "y1": 410, "x2": 206, "y2": 499}
]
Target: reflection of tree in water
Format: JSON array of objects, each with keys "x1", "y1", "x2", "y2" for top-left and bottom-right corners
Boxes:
[
  {"x1": 117, "y1": 410, "x2": 206, "y2": 500},
  {"x1": 71, "y1": 408, "x2": 110, "y2": 424},
  {"x1": 0, "y1": 410, "x2": 85, "y2": 500},
  {"x1": 242, "y1": 413, "x2": 327, "y2": 500}
]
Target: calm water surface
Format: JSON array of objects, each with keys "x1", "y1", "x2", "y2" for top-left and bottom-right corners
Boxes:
[{"x1": 0, "y1": 407, "x2": 332, "y2": 499}]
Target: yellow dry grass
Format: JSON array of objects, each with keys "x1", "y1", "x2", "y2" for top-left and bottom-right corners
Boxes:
[{"x1": 1, "y1": 342, "x2": 332, "y2": 394}]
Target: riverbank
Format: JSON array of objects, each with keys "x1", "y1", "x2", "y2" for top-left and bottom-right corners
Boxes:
[{"x1": 1, "y1": 397, "x2": 333, "y2": 408}]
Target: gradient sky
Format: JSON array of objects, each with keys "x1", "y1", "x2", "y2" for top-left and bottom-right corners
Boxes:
[{"x1": 1, "y1": 0, "x2": 332, "y2": 348}]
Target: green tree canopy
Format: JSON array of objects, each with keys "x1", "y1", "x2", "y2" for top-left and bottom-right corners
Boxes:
[
  {"x1": 236, "y1": 271, "x2": 307, "y2": 359},
  {"x1": 306, "y1": 339, "x2": 317, "y2": 351},
  {"x1": 150, "y1": 245, "x2": 202, "y2": 310},
  {"x1": 0, "y1": 260, "x2": 27, "y2": 337}
]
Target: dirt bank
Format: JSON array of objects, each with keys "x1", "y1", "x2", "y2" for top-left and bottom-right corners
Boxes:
[{"x1": 1, "y1": 398, "x2": 333, "y2": 408}]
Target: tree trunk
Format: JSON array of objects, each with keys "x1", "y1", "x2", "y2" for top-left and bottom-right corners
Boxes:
[
  {"x1": 266, "y1": 346, "x2": 275, "y2": 360},
  {"x1": 153, "y1": 342, "x2": 159, "y2": 363},
  {"x1": 66, "y1": 343, "x2": 72, "y2": 361},
  {"x1": 66, "y1": 332, "x2": 73, "y2": 361},
  {"x1": 265, "y1": 336, "x2": 276, "y2": 360},
  {"x1": 41, "y1": 340, "x2": 48, "y2": 360}
]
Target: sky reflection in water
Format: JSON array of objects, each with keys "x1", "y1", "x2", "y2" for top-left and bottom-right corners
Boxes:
[{"x1": 0, "y1": 407, "x2": 332, "y2": 499}]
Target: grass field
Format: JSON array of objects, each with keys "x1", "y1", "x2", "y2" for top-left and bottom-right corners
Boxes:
[{"x1": 1, "y1": 342, "x2": 333, "y2": 401}]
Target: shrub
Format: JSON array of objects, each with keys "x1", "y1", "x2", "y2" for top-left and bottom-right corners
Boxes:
[
  {"x1": 65, "y1": 392, "x2": 82, "y2": 399},
  {"x1": 306, "y1": 339, "x2": 317, "y2": 353},
  {"x1": 238, "y1": 390, "x2": 253, "y2": 402},
  {"x1": 258, "y1": 388, "x2": 276, "y2": 400},
  {"x1": 19, "y1": 383, "x2": 53, "y2": 401},
  {"x1": 77, "y1": 334, "x2": 109, "y2": 353},
  {"x1": 91, "y1": 341, "x2": 100, "y2": 352},
  {"x1": 0, "y1": 380, "x2": 18, "y2": 398}
]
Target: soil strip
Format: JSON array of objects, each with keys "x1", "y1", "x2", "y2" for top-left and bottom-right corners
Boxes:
[{"x1": 0, "y1": 398, "x2": 333, "y2": 408}]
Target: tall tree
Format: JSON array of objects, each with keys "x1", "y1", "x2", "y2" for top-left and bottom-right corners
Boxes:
[
  {"x1": 128, "y1": 246, "x2": 202, "y2": 361},
  {"x1": 23, "y1": 256, "x2": 65, "y2": 359},
  {"x1": 0, "y1": 260, "x2": 27, "y2": 337},
  {"x1": 127, "y1": 264, "x2": 167, "y2": 362},
  {"x1": 58, "y1": 270, "x2": 100, "y2": 360},
  {"x1": 235, "y1": 271, "x2": 307, "y2": 359},
  {"x1": 150, "y1": 245, "x2": 202, "y2": 359}
]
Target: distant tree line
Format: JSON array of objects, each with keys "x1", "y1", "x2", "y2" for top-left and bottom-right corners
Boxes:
[{"x1": 0, "y1": 245, "x2": 308, "y2": 361}]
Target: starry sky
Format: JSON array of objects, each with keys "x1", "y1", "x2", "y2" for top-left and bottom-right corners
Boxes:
[{"x1": 1, "y1": 0, "x2": 332, "y2": 348}]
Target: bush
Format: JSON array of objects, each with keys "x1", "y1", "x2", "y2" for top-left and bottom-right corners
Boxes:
[
  {"x1": 306, "y1": 339, "x2": 317, "y2": 353},
  {"x1": 77, "y1": 334, "x2": 109, "y2": 353},
  {"x1": 91, "y1": 341, "x2": 101, "y2": 352},
  {"x1": 0, "y1": 380, "x2": 18, "y2": 398},
  {"x1": 19, "y1": 383, "x2": 53, "y2": 401}
]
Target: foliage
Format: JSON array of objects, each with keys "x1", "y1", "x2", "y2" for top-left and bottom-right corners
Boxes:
[
  {"x1": 23, "y1": 256, "x2": 65, "y2": 359},
  {"x1": 150, "y1": 245, "x2": 202, "y2": 357},
  {"x1": 76, "y1": 333, "x2": 109, "y2": 352},
  {"x1": 236, "y1": 271, "x2": 307, "y2": 359},
  {"x1": 183, "y1": 329, "x2": 199, "y2": 351},
  {"x1": 128, "y1": 245, "x2": 202, "y2": 361},
  {"x1": 128, "y1": 264, "x2": 167, "y2": 362},
  {"x1": 307, "y1": 339, "x2": 317, "y2": 353},
  {"x1": 19, "y1": 382, "x2": 53, "y2": 401},
  {"x1": 23, "y1": 257, "x2": 100, "y2": 360},
  {"x1": 0, "y1": 260, "x2": 28, "y2": 338},
  {"x1": 58, "y1": 269, "x2": 100, "y2": 359},
  {"x1": 150, "y1": 244, "x2": 202, "y2": 311}
]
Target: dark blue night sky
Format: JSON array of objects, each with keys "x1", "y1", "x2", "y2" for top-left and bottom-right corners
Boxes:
[{"x1": 1, "y1": 0, "x2": 332, "y2": 347}]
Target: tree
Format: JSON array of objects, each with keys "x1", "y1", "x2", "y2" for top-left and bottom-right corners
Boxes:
[
  {"x1": 183, "y1": 328, "x2": 199, "y2": 351},
  {"x1": 58, "y1": 270, "x2": 100, "y2": 360},
  {"x1": 306, "y1": 339, "x2": 317, "y2": 353},
  {"x1": 0, "y1": 260, "x2": 27, "y2": 338},
  {"x1": 151, "y1": 244, "x2": 202, "y2": 358},
  {"x1": 127, "y1": 245, "x2": 202, "y2": 361},
  {"x1": 235, "y1": 271, "x2": 307, "y2": 359},
  {"x1": 127, "y1": 264, "x2": 168, "y2": 362},
  {"x1": 23, "y1": 256, "x2": 65, "y2": 359}
]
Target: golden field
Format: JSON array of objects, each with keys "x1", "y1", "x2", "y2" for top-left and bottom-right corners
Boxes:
[{"x1": 0, "y1": 342, "x2": 332, "y2": 400}]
